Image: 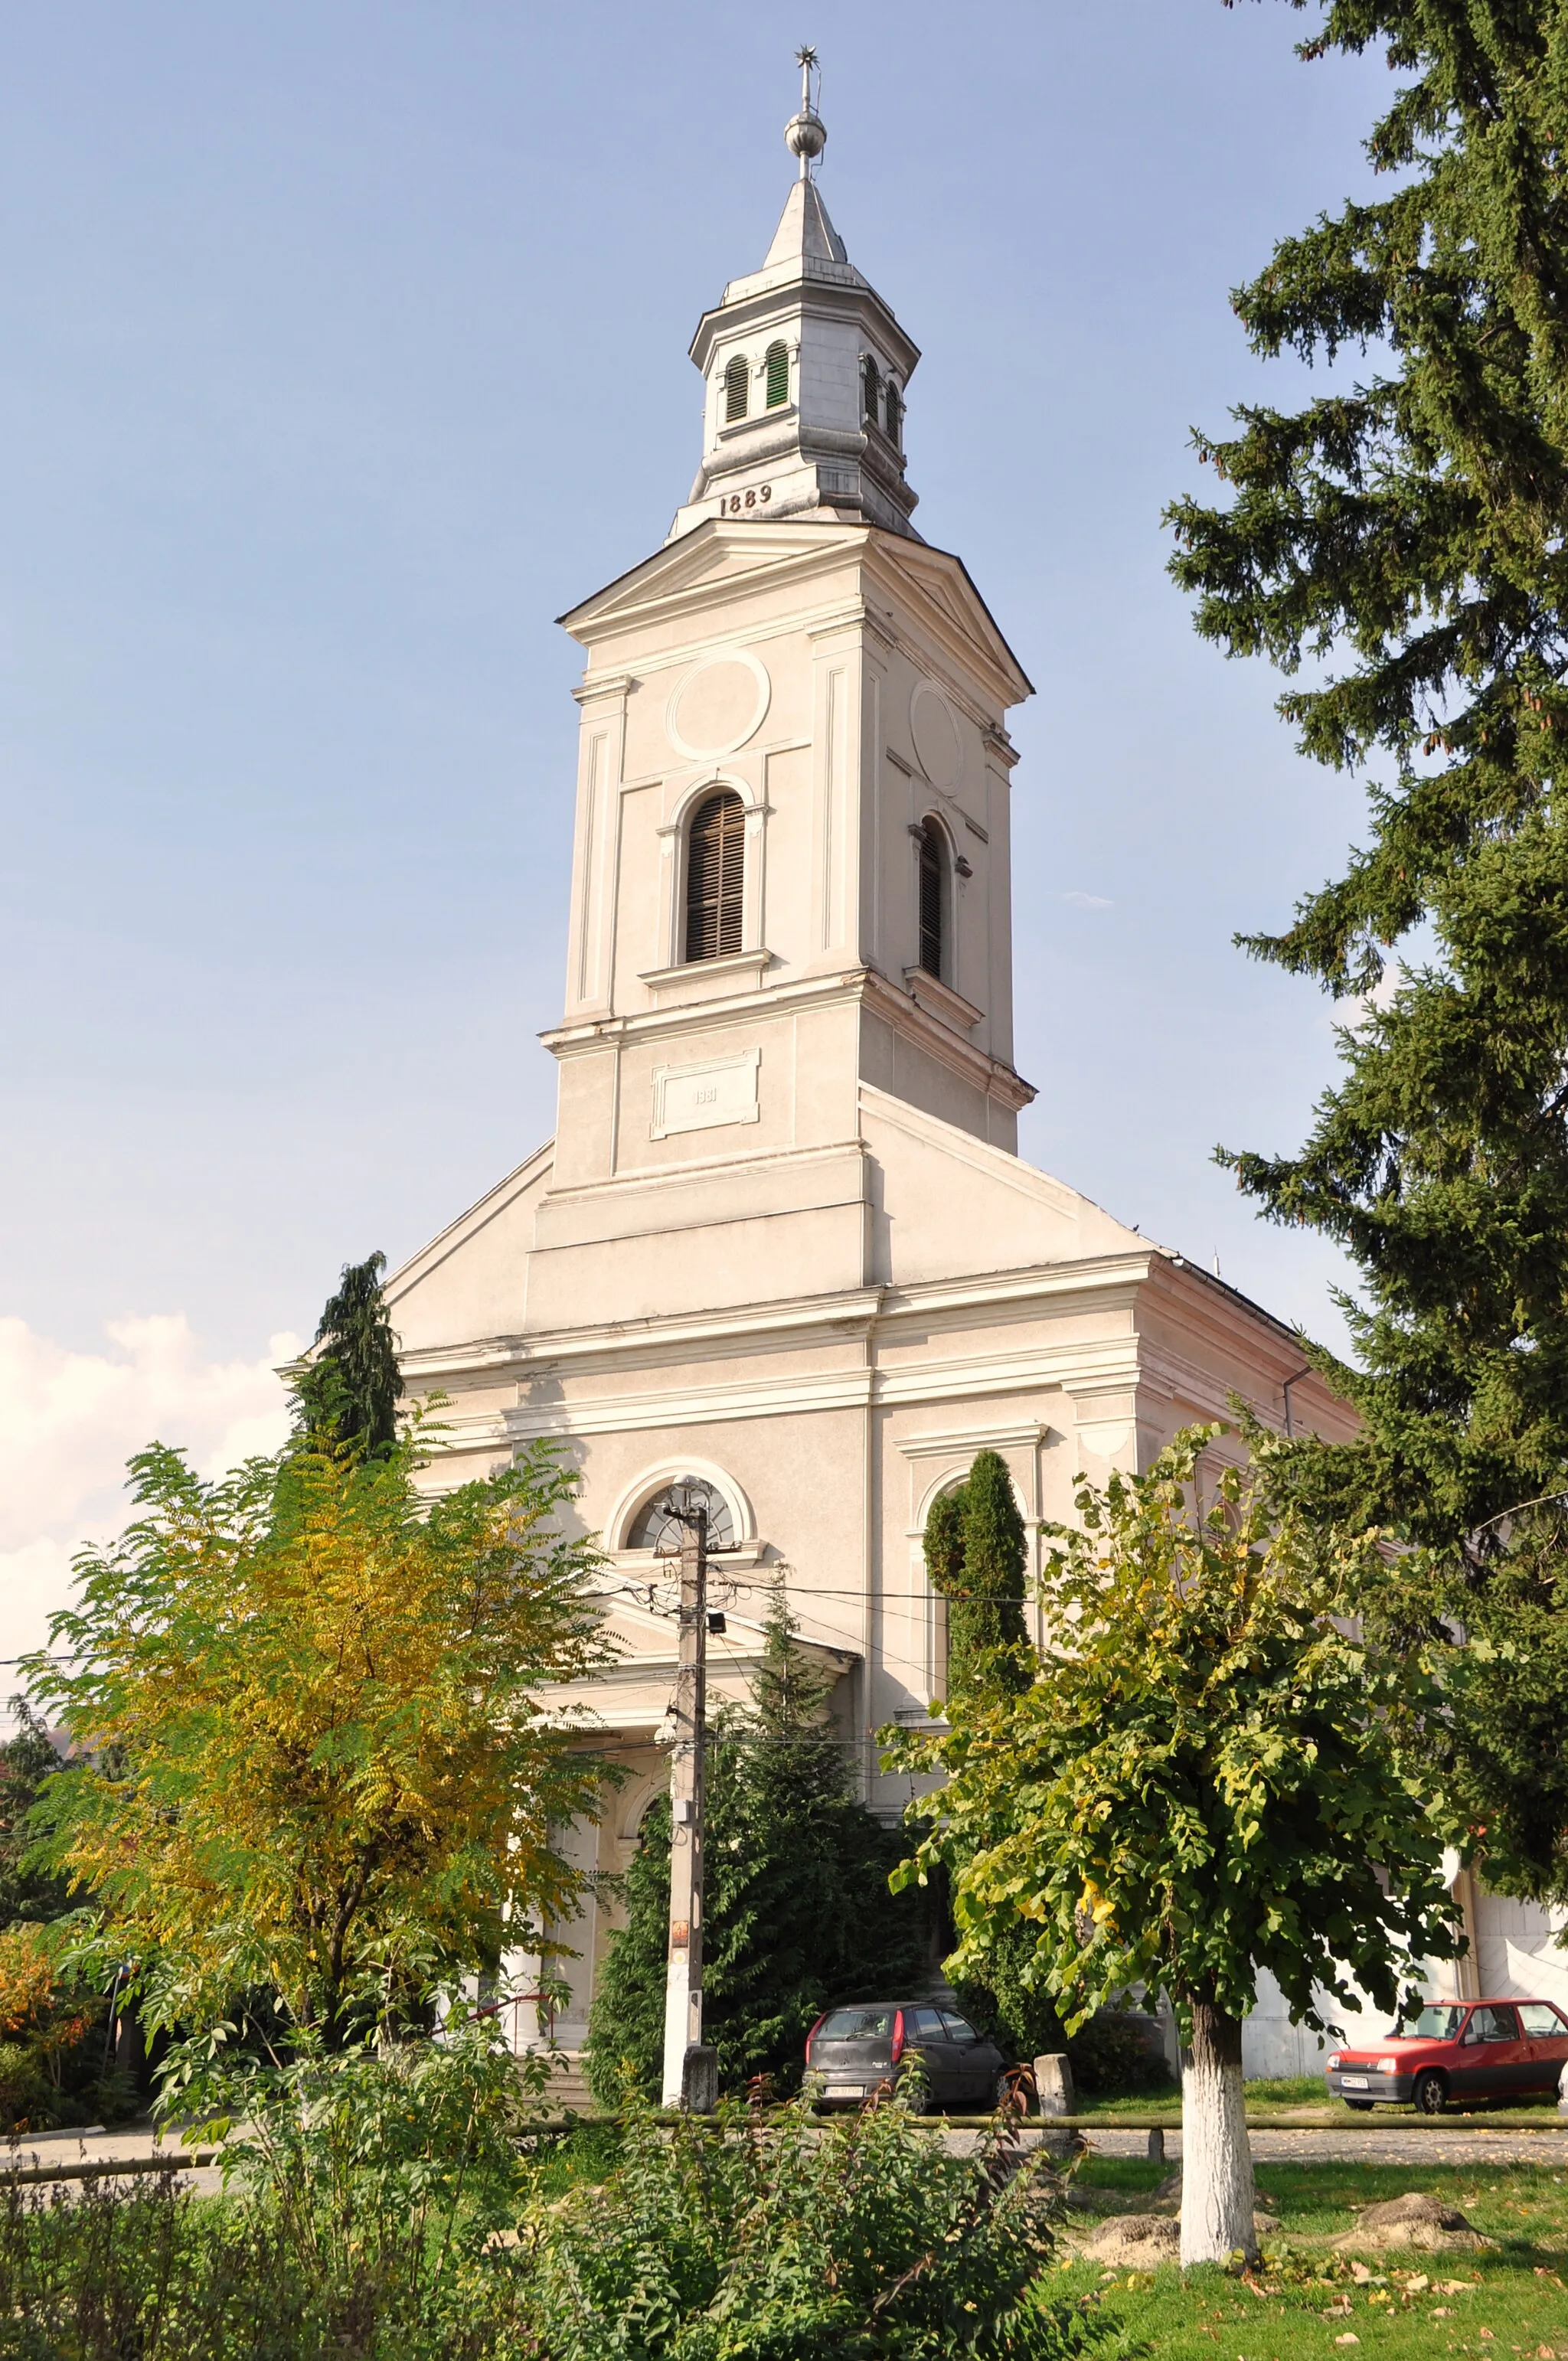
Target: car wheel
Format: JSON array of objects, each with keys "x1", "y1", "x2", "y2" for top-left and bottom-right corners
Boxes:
[
  {"x1": 1344, "y1": 2099, "x2": 1374, "y2": 2112},
  {"x1": 1412, "y1": 2069, "x2": 1447, "y2": 2116}
]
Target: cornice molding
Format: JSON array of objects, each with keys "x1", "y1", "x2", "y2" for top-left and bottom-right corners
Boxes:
[
  {"x1": 897, "y1": 1419, "x2": 1053, "y2": 1461},
  {"x1": 537, "y1": 961, "x2": 1034, "y2": 1110}
]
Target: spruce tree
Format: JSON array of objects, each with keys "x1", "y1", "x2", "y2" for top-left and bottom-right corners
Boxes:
[
  {"x1": 302, "y1": 1252, "x2": 403, "y2": 1455},
  {"x1": 1168, "y1": 2, "x2": 1568, "y2": 1904},
  {"x1": 586, "y1": 1591, "x2": 928, "y2": 2101}
]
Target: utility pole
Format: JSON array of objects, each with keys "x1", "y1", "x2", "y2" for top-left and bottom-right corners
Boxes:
[{"x1": 659, "y1": 1484, "x2": 712, "y2": 2108}]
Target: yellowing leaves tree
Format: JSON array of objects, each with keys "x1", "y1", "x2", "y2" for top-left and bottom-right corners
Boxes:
[
  {"x1": 26, "y1": 1417, "x2": 612, "y2": 2048},
  {"x1": 890, "y1": 1426, "x2": 1459, "y2": 2268}
]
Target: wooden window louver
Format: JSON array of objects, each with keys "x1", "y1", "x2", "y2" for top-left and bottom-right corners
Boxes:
[
  {"x1": 685, "y1": 791, "x2": 746, "y2": 962},
  {"x1": 919, "y1": 819, "x2": 945, "y2": 979},
  {"x1": 724, "y1": 355, "x2": 750, "y2": 423},
  {"x1": 884, "y1": 380, "x2": 903, "y2": 446},
  {"x1": 764, "y1": 341, "x2": 789, "y2": 409},
  {"x1": 862, "y1": 353, "x2": 880, "y2": 422}
]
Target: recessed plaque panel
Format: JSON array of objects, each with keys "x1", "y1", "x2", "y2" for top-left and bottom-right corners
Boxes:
[{"x1": 650, "y1": 1048, "x2": 761, "y2": 1140}]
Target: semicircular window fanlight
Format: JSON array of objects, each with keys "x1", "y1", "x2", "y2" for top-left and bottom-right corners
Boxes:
[{"x1": 627, "y1": 1480, "x2": 738, "y2": 1554}]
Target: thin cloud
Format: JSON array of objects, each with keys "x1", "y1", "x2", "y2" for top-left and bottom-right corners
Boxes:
[
  {"x1": 1060, "y1": 890, "x2": 1113, "y2": 911},
  {"x1": 0, "y1": 1315, "x2": 298, "y2": 1667}
]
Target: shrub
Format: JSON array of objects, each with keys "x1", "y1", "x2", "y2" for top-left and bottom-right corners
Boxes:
[
  {"x1": 1064, "y1": 2012, "x2": 1171, "y2": 2098},
  {"x1": 0, "y1": 2014, "x2": 544, "y2": 2359},
  {"x1": 511, "y1": 2082, "x2": 1121, "y2": 2359}
]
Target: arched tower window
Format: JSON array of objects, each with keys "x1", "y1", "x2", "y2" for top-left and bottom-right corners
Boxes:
[
  {"x1": 764, "y1": 341, "x2": 789, "y2": 409},
  {"x1": 861, "y1": 353, "x2": 880, "y2": 423},
  {"x1": 884, "y1": 379, "x2": 903, "y2": 448},
  {"x1": 918, "y1": 818, "x2": 946, "y2": 980},
  {"x1": 684, "y1": 791, "x2": 746, "y2": 962},
  {"x1": 724, "y1": 355, "x2": 750, "y2": 423}
]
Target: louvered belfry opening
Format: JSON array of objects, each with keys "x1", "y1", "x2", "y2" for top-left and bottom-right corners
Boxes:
[
  {"x1": 724, "y1": 355, "x2": 749, "y2": 423},
  {"x1": 685, "y1": 792, "x2": 746, "y2": 962},
  {"x1": 862, "y1": 353, "x2": 880, "y2": 422},
  {"x1": 885, "y1": 380, "x2": 903, "y2": 448},
  {"x1": 918, "y1": 819, "x2": 945, "y2": 979},
  {"x1": 764, "y1": 341, "x2": 789, "y2": 409}
]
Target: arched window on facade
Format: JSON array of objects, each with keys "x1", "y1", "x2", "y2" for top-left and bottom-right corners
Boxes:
[
  {"x1": 884, "y1": 379, "x2": 903, "y2": 448},
  {"x1": 724, "y1": 354, "x2": 750, "y2": 423},
  {"x1": 764, "y1": 340, "x2": 790, "y2": 409},
  {"x1": 626, "y1": 1478, "x2": 738, "y2": 1554},
  {"x1": 918, "y1": 818, "x2": 946, "y2": 980},
  {"x1": 861, "y1": 353, "x2": 880, "y2": 423},
  {"x1": 684, "y1": 790, "x2": 746, "y2": 962}
]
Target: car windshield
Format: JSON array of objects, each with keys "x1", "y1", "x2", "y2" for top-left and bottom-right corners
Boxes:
[
  {"x1": 815, "y1": 2007, "x2": 895, "y2": 2043},
  {"x1": 1393, "y1": 2005, "x2": 1465, "y2": 2040}
]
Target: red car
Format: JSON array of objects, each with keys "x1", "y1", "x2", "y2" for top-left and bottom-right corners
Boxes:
[{"x1": 1326, "y1": 1997, "x2": 1568, "y2": 2114}]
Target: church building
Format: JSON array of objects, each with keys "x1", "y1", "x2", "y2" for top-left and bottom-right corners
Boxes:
[{"x1": 384, "y1": 69, "x2": 1564, "y2": 2075}]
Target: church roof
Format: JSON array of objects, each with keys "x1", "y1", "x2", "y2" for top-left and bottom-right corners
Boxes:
[{"x1": 764, "y1": 175, "x2": 848, "y2": 271}]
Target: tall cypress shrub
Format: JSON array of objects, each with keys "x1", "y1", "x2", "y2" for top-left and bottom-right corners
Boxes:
[
  {"x1": 923, "y1": 1452, "x2": 1044, "y2": 2056},
  {"x1": 923, "y1": 1451, "x2": 1031, "y2": 1700}
]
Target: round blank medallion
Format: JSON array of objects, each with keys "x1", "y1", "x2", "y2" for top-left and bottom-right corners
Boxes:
[
  {"x1": 667, "y1": 650, "x2": 772, "y2": 760},
  {"x1": 910, "y1": 684, "x2": 963, "y2": 792}
]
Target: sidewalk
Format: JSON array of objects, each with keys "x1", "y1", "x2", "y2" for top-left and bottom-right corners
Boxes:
[{"x1": 3, "y1": 2121, "x2": 226, "y2": 2196}]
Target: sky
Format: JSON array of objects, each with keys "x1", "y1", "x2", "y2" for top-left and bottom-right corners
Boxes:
[{"x1": 0, "y1": 1, "x2": 1394, "y2": 1665}]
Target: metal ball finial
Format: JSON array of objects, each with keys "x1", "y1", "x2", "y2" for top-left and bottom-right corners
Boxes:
[{"x1": 785, "y1": 43, "x2": 825, "y2": 178}]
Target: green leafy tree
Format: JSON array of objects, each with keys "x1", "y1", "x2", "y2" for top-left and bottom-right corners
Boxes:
[
  {"x1": 586, "y1": 1592, "x2": 929, "y2": 2101},
  {"x1": 24, "y1": 1409, "x2": 612, "y2": 2049},
  {"x1": 301, "y1": 1252, "x2": 403, "y2": 1455},
  {"x1": 1168, "y1": 0, "x2": 1568, "y2": 1915},
  {"x1": 890, "y1": 1427, "x2": 1458, "y2": 2266}
]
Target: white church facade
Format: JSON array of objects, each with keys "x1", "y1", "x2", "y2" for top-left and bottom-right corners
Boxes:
[{"x1": 385, "y1": 78, "x2": 1566, "y2": 2074}]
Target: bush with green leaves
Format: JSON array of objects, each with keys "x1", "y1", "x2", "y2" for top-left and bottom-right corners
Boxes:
[
  {"x1": 0, "y1": 2012, "x2": 542, "y2": 2361},
  {"x1": 511, "y1": 2083, "x2": 1119, "y2": 2361}
]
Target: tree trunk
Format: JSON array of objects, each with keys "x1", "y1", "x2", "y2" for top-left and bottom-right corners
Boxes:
[{"x1": 1180, "y1": 1997, "x2": 1256, "y2": 2268}]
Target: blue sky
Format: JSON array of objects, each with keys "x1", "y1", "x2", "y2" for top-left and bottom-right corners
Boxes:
[{"x1": 0, "y1": 2, "x2": 1391, "y2": 1645}]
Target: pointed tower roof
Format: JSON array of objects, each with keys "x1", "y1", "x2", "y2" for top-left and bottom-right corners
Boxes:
[
  {"x1": 669, "y1": 51, "x2": 921, "y2": 542},
  {"x1": 763, "y1": 175, "x2": 848, "y2": 271}
]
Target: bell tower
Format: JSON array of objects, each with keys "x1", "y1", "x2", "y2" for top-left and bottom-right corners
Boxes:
[
  {"x1": 525, "y1": 61, "x2": 1035, "y2": 1334},
  {"x1": 668, "y1": 48, "x2": 920, "y2": 542}
]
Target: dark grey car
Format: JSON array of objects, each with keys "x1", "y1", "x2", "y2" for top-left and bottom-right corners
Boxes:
[{"x1": 805, "y1": 2002, "x2": 1008, "y2": 2112}]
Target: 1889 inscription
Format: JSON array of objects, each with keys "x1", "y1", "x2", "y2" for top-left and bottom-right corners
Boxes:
[{"x1": 718, "y1": 485, "x2": 773, "y2": 516}]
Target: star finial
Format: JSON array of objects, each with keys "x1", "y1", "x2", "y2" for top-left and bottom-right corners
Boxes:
[{"x1": 785, "y1": 44, "x2": 826, "y2": 180}]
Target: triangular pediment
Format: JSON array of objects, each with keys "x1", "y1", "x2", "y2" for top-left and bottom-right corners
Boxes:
[
  {"x1": 558, "y1": 517, "x2": 868, "y2": 641},
  {"x1": 867, "y1": 537, "x2": 1034, "y2": 705},
  {"x1": 559, "y1": 520, "x2": 1031, "y2": 707}
]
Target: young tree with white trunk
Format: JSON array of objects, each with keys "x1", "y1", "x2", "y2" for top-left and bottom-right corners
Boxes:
[{"x1": 890, "y1": 1425, "x2": 1459, "y2": 2268}]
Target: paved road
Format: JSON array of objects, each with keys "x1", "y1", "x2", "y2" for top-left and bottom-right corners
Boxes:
[
  {"x1": 11, "y1": 2117, "x2": 1566, "y2": 2193},
  {"x1": 942, "y1": 2124, "x2": 1568, "y2": 2169}
]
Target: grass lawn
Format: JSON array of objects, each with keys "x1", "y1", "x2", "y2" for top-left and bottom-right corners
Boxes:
[
  {"x1": 1060, "y1": 2155, "x2": 1568, "y2": 2359},
  {"x1": 1076, "y1": 2081, "x2": 1327, "y2": 2119},
  {"x1": 1073, "y1": 2082, "x2": 1568, "y2": 2126}
]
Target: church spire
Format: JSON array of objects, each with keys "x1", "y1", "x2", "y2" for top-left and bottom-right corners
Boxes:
[{"x1": 667, "y1": 51, "x2": 920, "y2": 543}]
